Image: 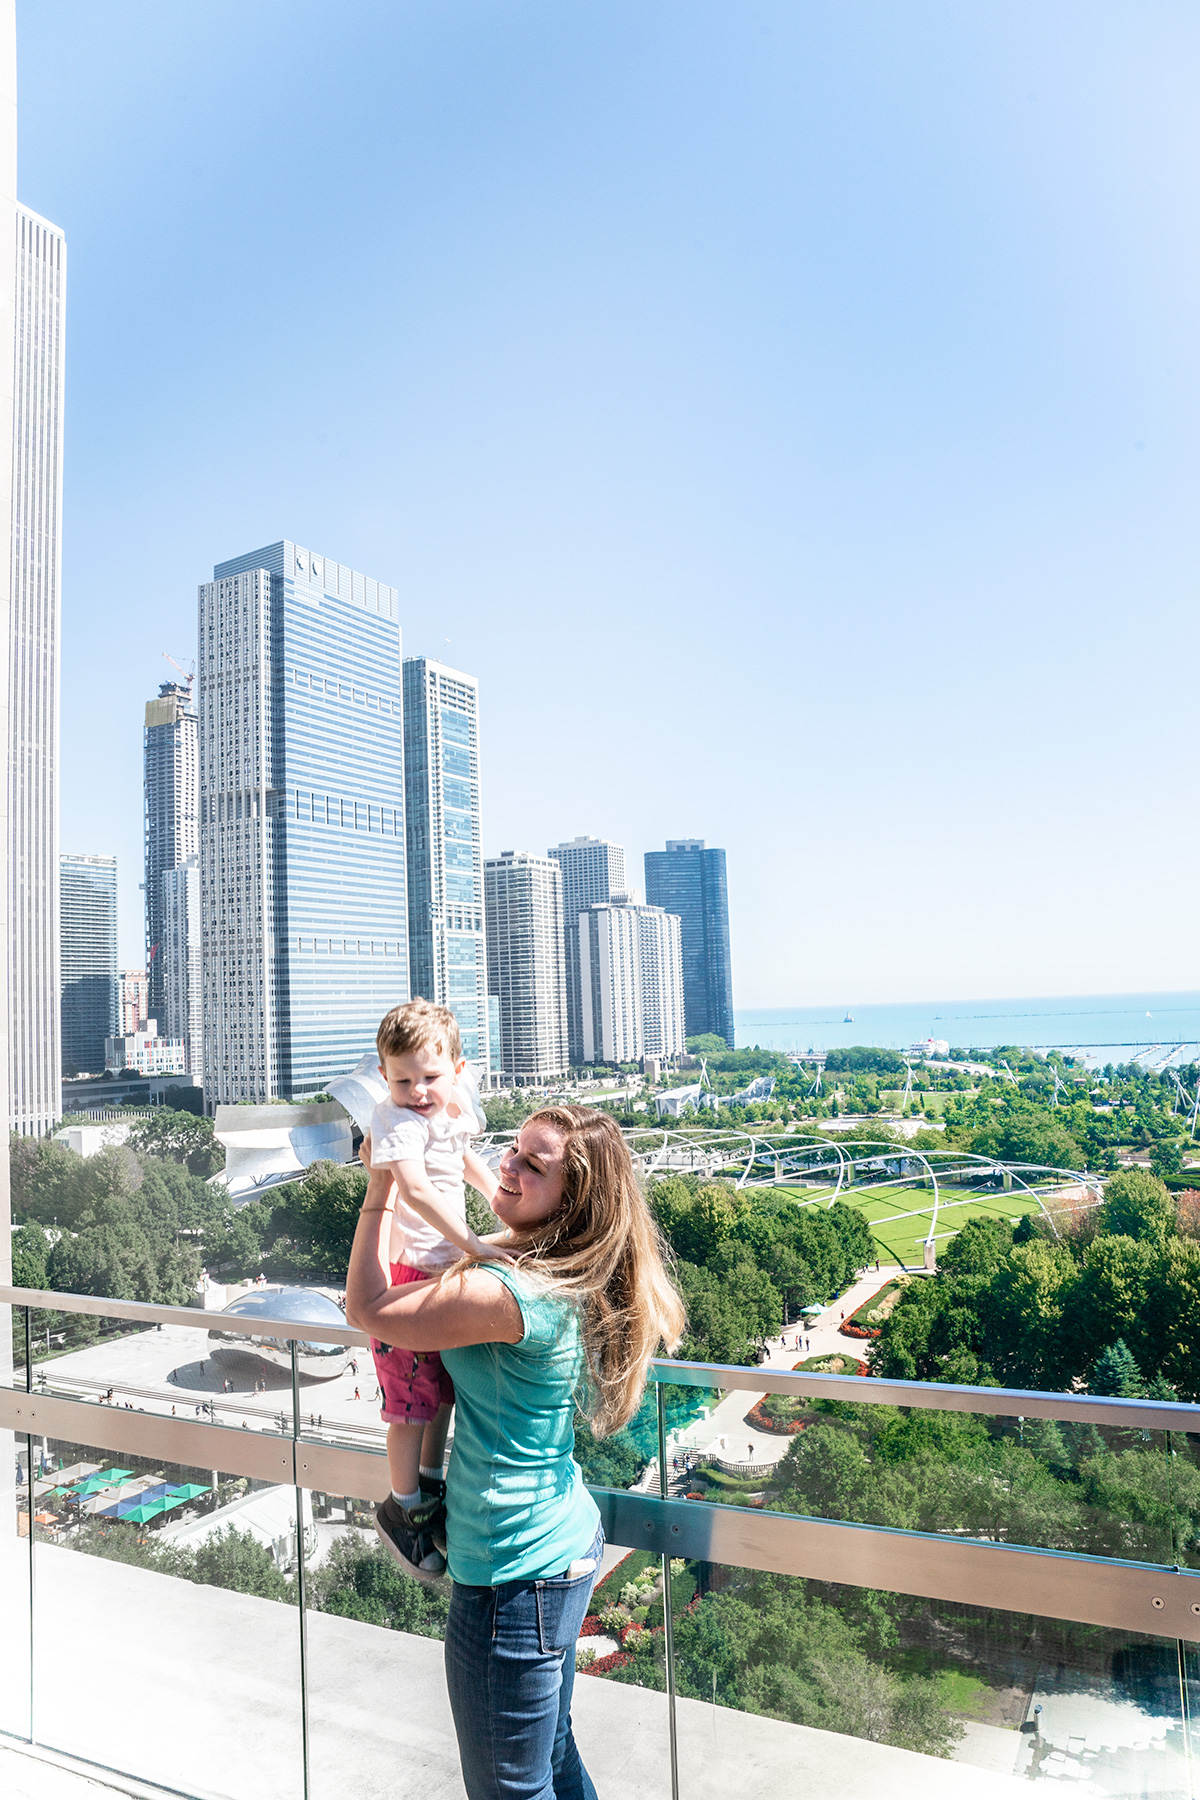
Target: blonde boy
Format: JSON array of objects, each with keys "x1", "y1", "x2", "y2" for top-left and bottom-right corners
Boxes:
[{"x1": 364, "y1": 998, "x2": 503, "y2": 1579}]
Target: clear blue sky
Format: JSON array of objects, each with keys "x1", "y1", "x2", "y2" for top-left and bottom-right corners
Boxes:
[{"x1": 19, "y1": 2, "x2": 1200, "y2": 1007}]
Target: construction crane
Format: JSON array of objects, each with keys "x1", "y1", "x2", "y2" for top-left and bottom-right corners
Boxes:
[{"x1": 162, "y1": 652, "x2": 195, "y2": 695}]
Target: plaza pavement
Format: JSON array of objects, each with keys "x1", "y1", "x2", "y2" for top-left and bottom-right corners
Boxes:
[{"x1": 652, "y1": 1267, "x2": 903, "y2": 1481}]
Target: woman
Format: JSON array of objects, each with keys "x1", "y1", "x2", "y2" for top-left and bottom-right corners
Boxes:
[{"x1": 346, "y1": 1103, "x2": 685, "y2": 1800}]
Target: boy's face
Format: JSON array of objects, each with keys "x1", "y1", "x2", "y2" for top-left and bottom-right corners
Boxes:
[{"x1": 380, "y1": 1044, "x2": 464, "y2": 1118}]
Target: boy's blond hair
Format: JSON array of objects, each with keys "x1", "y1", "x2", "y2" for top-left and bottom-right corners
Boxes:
[{"x1": 376, "y1": 997, "x2": 463, "y2": 1065}]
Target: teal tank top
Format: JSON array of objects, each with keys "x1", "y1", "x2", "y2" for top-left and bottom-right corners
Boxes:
[{"x1": 440, "y1": 1263, "x2": 602, "y2": 1586}]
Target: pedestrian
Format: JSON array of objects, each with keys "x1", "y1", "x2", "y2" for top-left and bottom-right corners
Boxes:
[
  {"x1": 748, "y1": 1443, "x2": 753, "y2": 1461},
  {"x1": 354, "y1": 1386, "x2": 361, "y2": 1401},
  {"x1": 347, "y1": 1102, "x2": 684, "y2": 1800}
]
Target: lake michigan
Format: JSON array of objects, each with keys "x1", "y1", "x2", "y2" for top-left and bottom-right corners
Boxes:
[{"x1": 734, "y1": 991, "x2": 1200, "y2": 1064}]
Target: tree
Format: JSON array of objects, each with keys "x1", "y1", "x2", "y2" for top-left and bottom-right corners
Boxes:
[
  {"x1": 686, "y1": 1034, "x2": 729, "y2": 1055},
  {"x1": 1090, "y1": 1339, "x2": 1144, "y2": 1398},
  {"x1": 287, "y1": 1160, "x2": 368, "y2": 1278},
  {"x1": 1100, "y1": 1170, "x2": 1176, "y2": 1243},
  {"x1": 128, "y1": 1108, "x2": 224, "y2": 1177},
  {"x1": 191, "y1": 1527, "x2": 293, "y2": 1599},
  {"x1": 10, "y1": 1221, "x2": 47, "y2": 1289},
  {"x1": 1150, "y1": 1140, "x2": 1185, "y2": 1182}
]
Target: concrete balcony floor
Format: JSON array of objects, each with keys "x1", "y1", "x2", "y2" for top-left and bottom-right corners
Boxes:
[{"x1": 0, "y1": 1540, "x2": 1043, "y2": 1800}]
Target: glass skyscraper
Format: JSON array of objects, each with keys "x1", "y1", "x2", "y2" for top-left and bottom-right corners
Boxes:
[
  {"x1": 643, "y1": 839, "x2": 734, "y2": 1048},
  {"x1": 199, "y1": 541, "x2": 408, "y2": 1104},
  {"x1": 403, "y1": 657, "x2": 489, "y2": 1070},
  {"x1": 60, "y1": 852, "x2": 118, "y2": 1076}
]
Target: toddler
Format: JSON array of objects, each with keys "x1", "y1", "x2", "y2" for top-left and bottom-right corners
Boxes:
[{"x1": 364, "y1": 998, "x2": 503, "y2": 1579}]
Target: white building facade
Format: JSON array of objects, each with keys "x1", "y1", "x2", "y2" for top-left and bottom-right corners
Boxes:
[
  {"x1": 578, "y1": 898, "x2": 684, "y2": 1066},
  {"x1": 162, "y1": 855, "x2": 202, "y2": 1080},
  {"x1": 636, "y1": 902, "x2": 685, "y2": 1061},
  {"x1": 484, "y1": 851, "x2": 568, "y2": 1085},
  {"x1": 8, "y1": 203, "x2": 65, "y2": 1136},
  {"x1": 548, "y1": 836, "x2": 625, "y2": 1067},
  {"x1": 105, "y1": 1022, "x2": 186, "y2": 1078},
  {"x1": 578, "y1": 901, "x2": 642, "y2": 1066}
]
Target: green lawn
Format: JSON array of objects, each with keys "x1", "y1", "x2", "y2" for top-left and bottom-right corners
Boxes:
[{"x1": 772, "y1": 1179, "x2": 1049, "y2": 1265}]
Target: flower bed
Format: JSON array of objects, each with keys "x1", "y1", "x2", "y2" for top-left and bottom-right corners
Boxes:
[
  {"x1": 839, "y1": 1320, "x2": 879, "y2": 1339},
  {"x1": 578, "y1": 1615, "x2": 605, "y2": 1637},
  {"x1": 745, "y1": 1399, "x2": 809, "y2": 1436},
  {"x1": 792, "y1": 1353, "x2": 869, "y2": 1376},
  {"x1": 579, "y1": 1649, "x2": 633, "y2": 1677}
]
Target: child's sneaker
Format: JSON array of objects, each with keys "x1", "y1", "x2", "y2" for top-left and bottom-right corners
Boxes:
[
  {"x1": 419, "y1": 1474, "x2": 447, "y2": 1557},
  {"x1": 374, "y1": 1494, "x2": 446, "y2": 1583}
]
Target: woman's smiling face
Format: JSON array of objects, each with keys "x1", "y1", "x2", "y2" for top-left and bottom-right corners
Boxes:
[{"x1": 494, "y1": 1119, "x2": 567, "y2": 1232}]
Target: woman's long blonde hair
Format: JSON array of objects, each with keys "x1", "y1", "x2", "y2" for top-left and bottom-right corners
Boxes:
[{"x1": 501, "y1": 1105, "x2": 685, "y2": 1437}]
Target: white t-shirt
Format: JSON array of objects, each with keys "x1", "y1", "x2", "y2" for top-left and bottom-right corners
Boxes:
[{"x1": 370, "y1": 1089, "x2": 480, "y2": 1273}]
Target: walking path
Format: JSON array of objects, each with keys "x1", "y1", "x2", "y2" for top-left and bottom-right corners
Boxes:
[{"x1": 646, "y1": 1265, "x2": 906, "y2": 1486}]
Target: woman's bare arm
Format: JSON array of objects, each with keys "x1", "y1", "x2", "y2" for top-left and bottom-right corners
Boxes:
[{"x1": 345, "y1": 1186, "x2": 523, "y2": 1350}]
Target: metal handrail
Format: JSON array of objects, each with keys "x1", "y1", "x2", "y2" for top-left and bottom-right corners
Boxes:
[{"x1": 5, "y1": 1283, "x2": 1200, "y2": 1432}]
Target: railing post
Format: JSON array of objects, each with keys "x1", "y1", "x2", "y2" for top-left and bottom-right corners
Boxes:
[
  {"x1": 290, "y1": 1341, "x2": 311, "y2": 1800},
  {"x1": 656, "y1": 1382, "x2": 680, "y2": 1800},
  {"x1": 24, "y1": 1304, "x2": 35, "y2": 1745}
]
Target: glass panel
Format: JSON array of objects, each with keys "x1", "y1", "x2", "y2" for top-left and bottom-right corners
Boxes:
[
  {"x1": 668, "y1": 1559, "x2": 1197, "y2": 1795},
  {"x1": 1, "y1": 1301, "x2": 32, "y2": 1740},
  {"x1": 684, "y1": 1383, "x2": 1191, "y2": 1568},
  {"x1": 26, "y1": 1302, "x2": 296, "y2": 1441},
  {"x1": 31, "y1": 1429, "x2": 303, "y2": 1799},
  {"x1": 301, "y1": 1480, "x2": 457, "y2": 1798}
]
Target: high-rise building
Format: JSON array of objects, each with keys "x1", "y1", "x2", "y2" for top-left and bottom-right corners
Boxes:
[
  {"x1": 547, "y1": 836, "x2": 625, "y2": 1066},
  {"x1": 578, "y1": 900, "x2": 641, "y2": 1066},
  {"x1": 403, "y1": 657, "x2": 489, "y2": 1071},
  {"x1": 144, "y1": 679, "x2": 198, "y2": 1026},
  {"x1": 484, "y1": 851, "x2": 568, "y2": 1085},
  {"x1": 8, "y1": 203, "x2": 66, "y2": 1137},
  {"x1": 644, "y1": 839, "x2": 734, "y2": 1048},
  {"x1": 578, "y1": 897, "x2": 685, "y2": 1066},
  {"x1": 118, "y1": 969, "x2": 148, "y2": 1036},
  {"x1": 60, "y1": 853, "x2": 118, "y2": 1076},
  {"x1": 162, "y1": 855, "x2": 201, "y2": 1079},
  {"x1": 634, "y1": 903, "x2": 685, "y2": 1061},
  {"x1": 199, "y1": 541, "x2": 408, "y2": 1105}
]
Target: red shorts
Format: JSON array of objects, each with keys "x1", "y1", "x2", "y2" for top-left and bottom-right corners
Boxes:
[{"x1": 371, "y1": 1262, "x2": 455, "y2": 1425}]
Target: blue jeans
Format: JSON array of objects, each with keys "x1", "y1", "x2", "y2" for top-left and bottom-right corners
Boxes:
[{"x1": 444, "y1": 1524, "x2": 604, "y2": 1800}]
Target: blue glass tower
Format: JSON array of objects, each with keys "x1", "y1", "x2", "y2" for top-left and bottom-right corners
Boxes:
[
  {"x1": 643, "y1": 839, "x2": 734, "y2": 1049},
  {"x1": 199, "y1": 541, "x2": 408, "y2": 1104}
]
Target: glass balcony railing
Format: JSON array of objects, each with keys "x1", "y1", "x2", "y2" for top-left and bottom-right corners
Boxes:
[{"x1": 4, "y1": 1281, "x2": 1200, "y2": 1800}]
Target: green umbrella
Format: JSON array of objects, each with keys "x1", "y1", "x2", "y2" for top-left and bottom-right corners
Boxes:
[
  {"x1": 123, "y1": 1501, "x2": 168, "y2": 1524},
  {"x1": 166, "y1": 1483, "x2": 209, "y2": 1500},
  {"x1": 75, "y1": 1468, "x2": 133, "y2": 1494}
]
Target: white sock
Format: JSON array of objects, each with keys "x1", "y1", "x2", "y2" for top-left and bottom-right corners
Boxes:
[
  {"x1": 419, "y1": 1465, "x2": 443, "y2": 1483},
  {"x1": 393, "y1": 1487, "x2": 421, "y2": 1510}
]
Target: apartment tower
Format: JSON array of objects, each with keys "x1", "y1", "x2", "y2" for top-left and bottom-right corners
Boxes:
[
  {"x1": 547, "y1": 835, "x2": 625, "y2": 1066},
  {"x1": 199, "y1": 541, "x2": 408, "y2": 1104},
  {"x1": 402, "y1": 657, "x2": 489, "y2": 1072},
  {"x1": 484, "y1": 851, "x2": 568, "y2": 1085},
  {"x1": 60, "y1": 852, "x2": 118, "y2": 1076},
  {"x1": 8, "y1": 203, "x2": 66, "y2": 1135},
  {"x1": 578, "y1": 897, "x2": 685, "y2": 1065},
  {"x1": 644, "y1": 839, "x2": 734, "y2": 1048}
]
